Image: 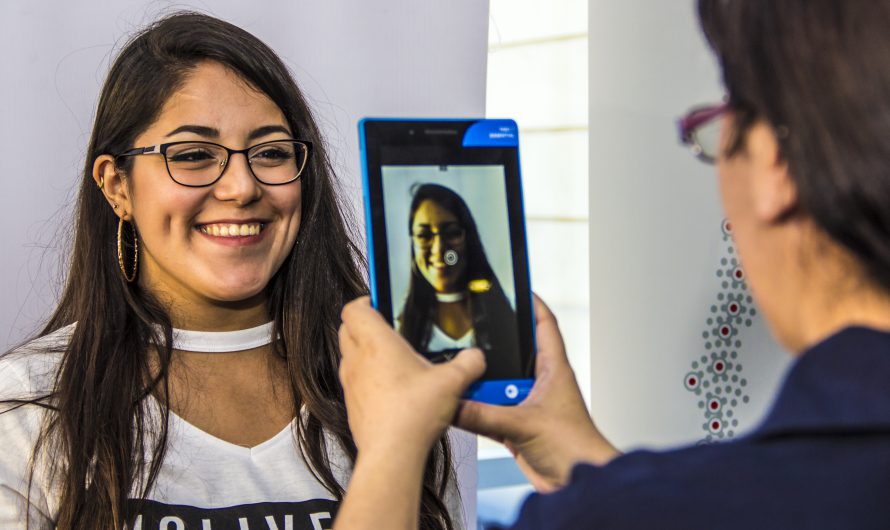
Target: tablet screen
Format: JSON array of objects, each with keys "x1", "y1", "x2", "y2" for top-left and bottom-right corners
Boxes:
[
  {"x1": 361, "y1": 119, "x2": 535, "y2": 385},
  {"x1": 381, "y1": 165, "x2": 522, "y2": 377}
]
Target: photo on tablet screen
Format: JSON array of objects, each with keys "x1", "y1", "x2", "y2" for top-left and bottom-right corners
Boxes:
[{"x1": 381, "y1": 164, "x2": 522, "y2": 379}]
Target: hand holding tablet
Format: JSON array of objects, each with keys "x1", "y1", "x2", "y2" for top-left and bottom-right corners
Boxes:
[{"x1": 359, "y1": 118, "x2": 536, "y2": 405}]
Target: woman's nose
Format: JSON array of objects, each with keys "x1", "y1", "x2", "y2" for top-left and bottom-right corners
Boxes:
[
  {"x1": 213, "y1": 153, "x2": 262, "y2": 205},
  {"x1": 430, "y1": 233, "x2": 445, "y2": 256}
]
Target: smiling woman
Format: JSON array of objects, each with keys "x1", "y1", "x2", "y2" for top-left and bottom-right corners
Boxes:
[
  {"x1": 398, "y1": 183, "x2": 520, "y2": 379},
  {"x1": 0, "y1": 12, "x2": 460, "y2": 530}
]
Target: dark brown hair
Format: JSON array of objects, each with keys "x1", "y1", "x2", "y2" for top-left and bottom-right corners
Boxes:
[
  {"x1": 2, "y1": 12, "x2": 454, "y2": 530},
  {"x1": 698, "y1": 0, "x2": 890, "y2": 290}
]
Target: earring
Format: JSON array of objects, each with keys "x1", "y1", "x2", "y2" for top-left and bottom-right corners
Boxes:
[{"x1": 117, "y1": 217, "x2": 138, "y2": 283}]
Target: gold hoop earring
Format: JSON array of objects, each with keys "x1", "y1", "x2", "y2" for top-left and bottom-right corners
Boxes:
[{"x1": 117, "y1": 217, "x2": 138, "y2": 283}]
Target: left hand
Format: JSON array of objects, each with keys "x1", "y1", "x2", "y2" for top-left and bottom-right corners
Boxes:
[{"x1": 338, "y1": 296, "x2": 486, "y2": 458}]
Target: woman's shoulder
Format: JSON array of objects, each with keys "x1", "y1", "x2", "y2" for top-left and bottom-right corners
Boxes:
[{"x1": 0, "y1": 323, "x2": 73, "y2": 398}]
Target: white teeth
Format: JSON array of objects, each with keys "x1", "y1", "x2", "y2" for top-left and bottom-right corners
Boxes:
[{"x1": 200, "y1": 223, "x2": 263, "y2": 238}]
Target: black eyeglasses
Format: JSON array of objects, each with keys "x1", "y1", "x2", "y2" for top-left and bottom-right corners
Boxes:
[
  {"x1": 115, "y1": 139, "x2": 312, "y2": 187},
  {"x1": 412, "y1": 224, "x2": 466, "y2": 248}
]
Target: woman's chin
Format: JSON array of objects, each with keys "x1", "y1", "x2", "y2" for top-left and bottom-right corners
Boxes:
[{"x1": 201, "y1": 279, "x2": 268, "y2": 305}]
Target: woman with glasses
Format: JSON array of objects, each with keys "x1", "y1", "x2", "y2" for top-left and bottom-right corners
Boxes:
[
  {"x1": 398, "y1": 183, "x2": 520, "y2": 379},
  {"x1": 0, "y1": 12, "x2": 460, "y2": 530},
  {"x1": 335, "y1": 0, "x2": 890, "y2": 528}
]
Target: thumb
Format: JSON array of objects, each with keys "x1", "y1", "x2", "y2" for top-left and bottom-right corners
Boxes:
[
  {"x1": 455, "y1": 399, "x2": 523, "y2": 442},
  {"x1": 443, "y1": 348, "x2": 486, "y2": 393}
]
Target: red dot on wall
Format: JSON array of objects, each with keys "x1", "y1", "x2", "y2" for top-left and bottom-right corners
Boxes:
[
  {"x1": 715, "y1": 362, "x2": 725, "y2": 372},
  {"x1": 729, "y1": 303, "x2": 739, "y2": 313},
  {"x1": 688, "y1": 377, "x2": 698, "y2": 386},
  {"x1": 720, "y1": 326, "x2": 731, "y2": 337},
  {"x1": 710, "y1": 400, "x2": 719, "y2": 410},
  {"x1": 711, "y1": 421, "x2": 721, "y2": 430}
]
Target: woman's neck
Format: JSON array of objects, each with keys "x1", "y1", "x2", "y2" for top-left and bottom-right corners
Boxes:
[
  {"x1": 775, "y1": 229, "x2": 890, "y2": 353},
  {"x1": 795, "y1": 280, "x2": 890, "y2": 353}
]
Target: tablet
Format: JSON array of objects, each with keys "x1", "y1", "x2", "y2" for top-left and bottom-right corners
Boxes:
[{"x1": 359, "y1": 118, "x2": 535, "y2": 405}]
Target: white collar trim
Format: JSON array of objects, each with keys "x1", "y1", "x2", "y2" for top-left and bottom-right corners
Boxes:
[{"x1": 168, "y1": 321, "x2": 275, "y2": 353}]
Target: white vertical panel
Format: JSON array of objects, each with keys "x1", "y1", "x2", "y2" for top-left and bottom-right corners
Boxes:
[
  {"x1": 486, "y1": 38, "x2": 588, "y2": 129},
  {"x1": 588, "y1": 0, "x2": 790, "y2": 450},
  {"x1": 488, "y1": 0, "x2": 587, "y2": 44},
  {"x1": 521, "y1": 130, "x2": 588, "y2": 219}
]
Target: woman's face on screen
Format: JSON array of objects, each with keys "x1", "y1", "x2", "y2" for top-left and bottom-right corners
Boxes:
[
  {"x1": 411, "y1": 199, "x2": 468, "y2": 293},
  {"x1": 115, "y1": 62, "x2": 302, "y2": 326}
]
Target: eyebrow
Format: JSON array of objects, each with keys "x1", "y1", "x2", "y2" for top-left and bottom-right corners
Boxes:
[
  {"x1": 413, "y1": 221, "x2": 460, "y2": 229},
  {"x1": 248, "y1": 125, "x2": 292, "y2": 141},
  {"x1": 164, "y1": 124, "x2": 293, "y2": 140}
]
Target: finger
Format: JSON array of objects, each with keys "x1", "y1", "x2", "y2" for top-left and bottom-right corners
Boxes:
[
  {"x1": 337, "y1": 323, "x2": 356, "y2": 358},
  {"x1": 340, "y1": 295, "x2": 371, "y2": 323},
  {"x1": 441, "y1": 348, "x2": 486, "y2": 393},
  {"x1": 340, "y1": 297, "x2": 393, "y2": 348},
  {"x1": 455, "y1": 398, "x2": 524, "y2": 441},
  {"x1": 337, "y1": 326, "x2": 358, "y2": 387},
  {"x1": 531, "y1": 294, "x2": 569, "y2": 375}
]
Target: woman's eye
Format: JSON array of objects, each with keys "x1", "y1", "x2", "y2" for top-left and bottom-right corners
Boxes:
[
  {"x1": 442, "y1": 228, "x2": 463, "y2": 239},
  {"x1": 253, "y1": 147, "x2": 292, "y2": 160},
  {"x1": 169, "y1": 150, "x2": 216, "y2": 163}
]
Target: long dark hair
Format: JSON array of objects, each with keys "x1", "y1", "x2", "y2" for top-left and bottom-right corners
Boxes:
[
  {"x1": 398, "y1": 183, "x2": 519, "y2": 379},
  {"x1": 1, "y1": 12, "x2": 454, "y2": 530},
  {"x1": 698, "y1": 0, "x2": 890, "y2": 292}
]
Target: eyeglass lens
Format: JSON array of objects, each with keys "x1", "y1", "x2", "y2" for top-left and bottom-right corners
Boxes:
[
  {"x1": 165, "y1": 141, "x2": 308, "y2": 186},
  {"x1": 412, "y1": 225, "x2": 466, "y2": 247},
  {"x1": 691, "y1": 116, "x2": 723, "y2": 162}
]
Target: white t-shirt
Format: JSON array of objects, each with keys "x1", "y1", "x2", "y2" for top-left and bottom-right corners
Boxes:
[
  {"x1": 427, "y1": 325, "x2": 474, "y2": 352},
  {"x1": 0, "y1": 325, "x2": 464, "y2": 530}
]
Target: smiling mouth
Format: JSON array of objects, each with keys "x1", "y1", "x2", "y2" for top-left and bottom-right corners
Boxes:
[{"x1": 197, "y1": 222, "x2": 265, "y2": 237}]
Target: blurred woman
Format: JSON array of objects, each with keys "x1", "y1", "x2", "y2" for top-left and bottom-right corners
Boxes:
[{"x1": 398, "y1": 183, "x2": 520, "y2": 379}]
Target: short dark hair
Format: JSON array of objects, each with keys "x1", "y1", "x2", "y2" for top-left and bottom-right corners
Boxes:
[{"x1": 699, "y1": 0, "x2": 890, "y2": 292}]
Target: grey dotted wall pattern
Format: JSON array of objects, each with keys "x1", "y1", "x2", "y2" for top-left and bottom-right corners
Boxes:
[{"x1": 684, "y1": 220, "x2": 755, "y2": 442}]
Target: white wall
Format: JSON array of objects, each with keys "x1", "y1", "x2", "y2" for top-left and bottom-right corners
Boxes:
[
  {"x1": 0, "y1": 1, "x2": 486, "y2": 526},
  {"x1": 486, "y1": 0, "x2": 590, "y2": 406},
  {"x1": 588, "y1": 1, "x2": 792, "y2": 450}
]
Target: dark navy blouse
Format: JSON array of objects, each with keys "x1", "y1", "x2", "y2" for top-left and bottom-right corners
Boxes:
[{"x1": 508, "y1": 327, "x2": 890, "y2": 529}]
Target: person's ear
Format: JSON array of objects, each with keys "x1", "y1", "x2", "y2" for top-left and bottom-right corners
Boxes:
[
  {"x1": 93, "y1": 155, "x2": 133, "y2": 220},
  {"x1": 746, "y1": 122, "x2": 797, "y2": 224}
]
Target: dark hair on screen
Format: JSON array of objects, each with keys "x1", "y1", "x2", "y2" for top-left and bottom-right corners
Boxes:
[
  {"x1": 698, "y1": 0, "x2": 890, "y2": 291},
  {"x1": 398, "y1": 183, "x2": 519, "y2": 379},
  {"x1": 0, "y1": 12, "x2": 454, "y2": 530}
]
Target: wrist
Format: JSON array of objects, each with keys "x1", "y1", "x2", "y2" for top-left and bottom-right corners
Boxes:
[
  {"x1": 335, "y1": 442, "x2": 429, "y2": 530},
  {"x1": 358, "y1": 431, "x2": 434, "y2": 464}
]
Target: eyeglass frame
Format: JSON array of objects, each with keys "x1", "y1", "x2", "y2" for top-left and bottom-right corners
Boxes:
[
  {"x1": 411, "y1": 224, "x2": 467, "y2": 248},
  {"x1": 114, "y1": 138, "x2": 313, "y2": 187},
  {"x1": 677, "y1": 102, "x2": 728, "y2": 164}
]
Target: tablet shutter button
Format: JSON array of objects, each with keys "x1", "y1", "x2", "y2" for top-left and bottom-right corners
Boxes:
[{"x1": 505, "y1": 384, "x2": 519, "y2": 399}]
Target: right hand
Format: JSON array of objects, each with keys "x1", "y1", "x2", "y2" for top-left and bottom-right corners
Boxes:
[{"x1": 456, "y1": 295, "x2": 619, "y2": 492}]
